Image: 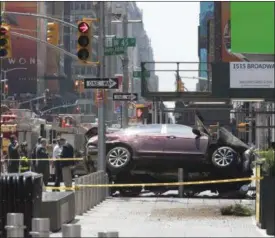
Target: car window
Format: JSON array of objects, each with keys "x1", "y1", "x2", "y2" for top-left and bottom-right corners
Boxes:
[
  {"x1": 166, "y1": 124, "x2": 194, "y2": 136},
  {"x1": 123, "y1": 125, "x2": 162, "y2": 135}
]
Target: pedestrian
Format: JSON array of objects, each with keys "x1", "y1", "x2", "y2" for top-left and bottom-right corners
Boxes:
[
  {"x1": 7, "y1": 135, "x2": 20, "y2": 173},
  {"x1": 56, "y1": 138, "x2": 74, "y2": 188},
  {"x1": 19, "y1": 142, "x2": 31, "y2": 173},
  {"x1": 31, "y1": 136, "x2": 42, "y2": 172},
  {"x1": 36, "y1": 138, "x2": 50, "y2": 185},
  {"x1": 52, "y1": 138, "x2": 62, "y2": 188}
]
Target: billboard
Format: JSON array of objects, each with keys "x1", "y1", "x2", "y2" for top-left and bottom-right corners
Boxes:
[
  {"x1": 230, "y1": 62, "x2": 274, "y2": 89},
  {"x1": 220, "y1": 2, "x2": 242, "y2": 62},
  {"x1": 231, "y1": 2, "x2": 275, "y2": 54},
  {"x1": 3, "y1": 2, "x2": 38, "y2": 95},
  {"x1": 198, "y1": 2, "x2": 214, "y2": 80}
]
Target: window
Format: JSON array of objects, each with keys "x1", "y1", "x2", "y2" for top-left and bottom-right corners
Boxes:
[
  {"x1": 124, "y1": 125, "x2": 162, "y2": 135},
  {"x1": 75, "y1": 3, "x2": 80, "y2": 10},
  {"x1": 166, "y1": 124, "x2": 193, "y2": 136},
  {"x1": 81, "y1": 3, "x2": 85, "y2": 10},
  {"x1": 81, "y1": 67, "x2": 85, "y2": 75},
  {"x1": 87, "y1": 2, "x2": 92, "y2": 9}
]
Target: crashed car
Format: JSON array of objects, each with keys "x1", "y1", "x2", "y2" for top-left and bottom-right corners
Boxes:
[{"x1": 87, "y1": 115, "x2": 256, "y2": 196}]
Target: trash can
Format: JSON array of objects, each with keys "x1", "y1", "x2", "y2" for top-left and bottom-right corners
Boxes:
[{"x1": 0, "y1": 173, "x2": 43, "y2": 238}]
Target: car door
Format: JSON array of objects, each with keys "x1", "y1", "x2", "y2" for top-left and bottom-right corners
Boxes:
[
  {"x1": 163, "y1": 124, "x2": 208, "y2": 161},
  {"x1": 133, "y1": 125, "x2": 166, "y2": 157}
]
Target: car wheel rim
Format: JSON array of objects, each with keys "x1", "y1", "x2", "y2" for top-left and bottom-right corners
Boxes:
[
  {"x1": 213, "y1": 147, "x2": 234, "y2": 167},
  {"x1": 108, "y1": 147, "x2": 129, "y2": 168}
]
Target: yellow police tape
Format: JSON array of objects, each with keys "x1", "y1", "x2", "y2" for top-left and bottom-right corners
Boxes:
[
  {"x1": 5, "y1": 158, "x2": 83, "y2": 161},
  {"x1": 45, "y1": 176, "x2": 263, "y2": 191}
]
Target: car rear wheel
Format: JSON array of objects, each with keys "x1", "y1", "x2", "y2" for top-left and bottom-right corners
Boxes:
[
  {"x1": 106, "y1": 146, "x2": 132, "y2": 172},
  {"x1": 211, "y1": 146, "x2": 237, "y2": 169}
]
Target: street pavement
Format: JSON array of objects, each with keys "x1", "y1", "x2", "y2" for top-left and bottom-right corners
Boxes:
[{"x1": 50, "y1": 197, "x2": 267, "y2": 237}]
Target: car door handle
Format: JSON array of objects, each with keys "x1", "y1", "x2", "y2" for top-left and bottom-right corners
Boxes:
[{"x1": 167, "y1": 136, "x2": 176, "y2": 139}]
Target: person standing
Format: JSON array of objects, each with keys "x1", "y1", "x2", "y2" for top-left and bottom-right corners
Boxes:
[
  {"x1": 31, "y1": 136, "x2": 42, "y2": 172},
  {"x1": 19, "y1": 142, "x2": 31, "y2": 173},
  {"x1": 58, "y1": 138, "x2": 74, "y2": 188},
  {"x1": 36, "y1": 138, "x2": 50, "y2": 185},
  {"x1": 52, "y1": 138, "x2": 62, "y2": 187},
  {"x1": 8, "y1": 135, "x2": 20, "y2": 173}
]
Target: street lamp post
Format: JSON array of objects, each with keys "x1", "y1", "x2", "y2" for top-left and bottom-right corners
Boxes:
[
  {"x1": 111, "y1": 3, "x2": 142, "y2": 128},
  {"x1": 1, "y1": 67, "x2": 27, "y2": 100}
]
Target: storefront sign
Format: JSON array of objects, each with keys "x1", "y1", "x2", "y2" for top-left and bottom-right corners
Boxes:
[{"x1": 230, "y1": 62, "x2": 274, "y2": 88}]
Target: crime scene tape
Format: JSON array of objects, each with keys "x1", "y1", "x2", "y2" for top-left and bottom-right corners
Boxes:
[
  {"x1": 45, "y1": 176, "x2": 263, "y2": 190},
  {"x1": 4, "y1": 158, "x2": 83, "y2": 161}
]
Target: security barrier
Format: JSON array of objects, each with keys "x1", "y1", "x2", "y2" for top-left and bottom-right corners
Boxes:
[
  {"x1": 4, "y1": 213, "x2": 119, "y2": 238},
  {"x1": 74, "y1": 171, "x2": 109, "y2": 215},
  {"x1": 0, "y1": 173, "x2": 44, "y2": 238},
  {"x1": 255, "y1": 159, "x2": 275, "y2": 236}
]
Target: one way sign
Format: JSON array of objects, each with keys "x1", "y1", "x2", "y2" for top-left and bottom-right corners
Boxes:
[
  {"x1": 113, "y1": 93, "x2": 138, "y2": 101},
  {"x1": 84, "y1": 78, "x2": 119, "y2": 89}
]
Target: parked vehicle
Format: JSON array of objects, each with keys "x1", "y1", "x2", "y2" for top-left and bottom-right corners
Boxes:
[{"x1": 86, "y1": 115, "x2": 256, "y2": 196}]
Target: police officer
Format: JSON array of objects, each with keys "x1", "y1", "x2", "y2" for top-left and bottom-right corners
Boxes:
[
  {"x1": 8, "y1": 135, "x2": 20, "y2": 173},
  {"x1": 36, "y1": 138, "x2": 50, "y2": 185},
  {"x1": 19, "y1": 142, "x2": 31, "y2": 173}
]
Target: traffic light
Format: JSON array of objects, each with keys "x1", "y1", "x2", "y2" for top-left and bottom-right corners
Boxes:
[
  {"x1": 4, "y1": 84, "x2": 8, "y2": 94},
  {"x1": 0, "y1": 24, "x2": 12, "y2": 58},
  {"x1": 46, "y1": 22, "x2": 59, "y2": 45},
  {"x1": 77, "y1": 20, "x2": 91, "y2": 62}
]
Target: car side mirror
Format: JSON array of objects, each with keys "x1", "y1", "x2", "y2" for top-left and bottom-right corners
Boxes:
[{"x1": 192, "y1": 128, "x2": 201, "y2": 137}]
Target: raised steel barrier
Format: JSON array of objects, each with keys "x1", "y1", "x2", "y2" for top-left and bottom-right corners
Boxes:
[{"x1": 5, "y1": 213, "x2": 119, "y2": 237}]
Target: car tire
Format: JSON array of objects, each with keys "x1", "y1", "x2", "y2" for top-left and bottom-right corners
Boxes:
[
  {"x1": 106, "y1": 146, "x2": 132, "y2": 173},
  {"x1": 211, "y1": 146, "x2": 237, "y2": 169}
]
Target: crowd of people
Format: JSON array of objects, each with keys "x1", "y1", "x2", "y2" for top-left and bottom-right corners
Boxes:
[{"x1": 1, "y1": 135, "x2": 75, "y2": 188}]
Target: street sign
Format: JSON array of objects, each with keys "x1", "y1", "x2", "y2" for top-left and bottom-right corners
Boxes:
[
  {"x1": 113, "y1": 37, "x2": 136, "y2": 47},
  {"x1": 84, "y1": 78, "x2": 119, "y2": 89},
  {"x1": 113, "y1": 93, "x2": 138, "y2": 101},
  {"x1": 133, "y1": 71, "x2": 150, "y2": 78},
  {"x1": 104, "y1": 46, "x2": 125, "y2": 56}
]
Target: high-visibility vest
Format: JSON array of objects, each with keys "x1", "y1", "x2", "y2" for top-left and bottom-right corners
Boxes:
[{"x1": 20, "y1": 156, "x2": 30, "y2": 172}]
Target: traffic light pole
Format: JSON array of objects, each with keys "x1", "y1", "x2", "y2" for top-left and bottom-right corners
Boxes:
[
  {"x1": 97, "y1": 1, "x2": 106, "y2": 172},
  {"x1": 121, "y1": 5, "x2": 129, "y2": 128}
]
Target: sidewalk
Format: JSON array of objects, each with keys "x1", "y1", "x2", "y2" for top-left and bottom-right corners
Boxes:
[{"x1": 51, "y1": 197, "x2": 266, "y2": 237}]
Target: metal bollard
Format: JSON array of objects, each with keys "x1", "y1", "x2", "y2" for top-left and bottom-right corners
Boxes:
[
  {"x1": 106, "y1": 231, "x2": 119, "y2": 237},
  {"x1": 96, "y1": 172, "x2": 100, "y2": 205},
  {"x1": 178, "y1": 168, "x2": 184, "y2": 198},
  {"x1": 104, "y1": 173, "x2": 109, "y2": 198},
  {"x1": 75, "y1": 178, "x2": 81, "y2": 215},
  {"x1": 5, "y1": 213, "x2": 26, "y2": 238},
  {"x1": 84, "y1": 175, "x2": 89, "y2": 212},
  {"x1": 62, "y1": 224, "x2": 81, "y2": 237},
  {"x1": 88, "y1": 174, "x2": 92, "y2": 209},
  {"x1": 80, "y1": 176, "x2": 85, "y2": 214},
  {"x1": 29, "y1": 218, "x2": 50, "y2": 237}
]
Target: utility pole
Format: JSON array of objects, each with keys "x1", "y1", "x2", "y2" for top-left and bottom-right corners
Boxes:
[
  {"x1": 97, "y1": 1, "x2": 106, "y2": 172},
  {"x1": 122, "y1": 3, "x2": 129, "y2": 128}
]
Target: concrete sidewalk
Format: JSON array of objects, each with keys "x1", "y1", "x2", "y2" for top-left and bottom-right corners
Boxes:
[{"x1": 51, "y1": 197, "x2": 266, "y2": 237}]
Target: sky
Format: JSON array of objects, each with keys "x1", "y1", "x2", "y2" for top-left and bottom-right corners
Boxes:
[{"x1": 136, "y1": 2, "x2": 200, "y2": 107}]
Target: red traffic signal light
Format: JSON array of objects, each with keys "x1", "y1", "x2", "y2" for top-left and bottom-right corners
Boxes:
[
  {"x1": 78, "y1": 22, "x2": 90, "y2": 33},
  {"x1": 0, "y1": 27, "x2": 8, "y2": 36}
]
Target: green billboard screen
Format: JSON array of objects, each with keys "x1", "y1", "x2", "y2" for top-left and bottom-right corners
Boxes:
[{"x1": 231, "y1": 2, "x2": 274, "y2": 54}]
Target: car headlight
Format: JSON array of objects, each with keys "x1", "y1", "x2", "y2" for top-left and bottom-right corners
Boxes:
[{"x1": 87, "y1": 144, "x2": 97, "y2": 154}]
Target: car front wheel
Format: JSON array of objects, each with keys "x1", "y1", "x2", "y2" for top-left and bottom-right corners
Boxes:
[
  {"x1": 211, "y1": 146, "x2": 237, "y2": 169},
  {"x1": 106, "y1": 146, "x2": 132, "y2": 172}
]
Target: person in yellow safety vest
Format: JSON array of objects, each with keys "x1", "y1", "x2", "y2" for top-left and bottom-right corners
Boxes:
[{"x1": 19, "y1": 141, "x2": 31, "y2": 173}]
